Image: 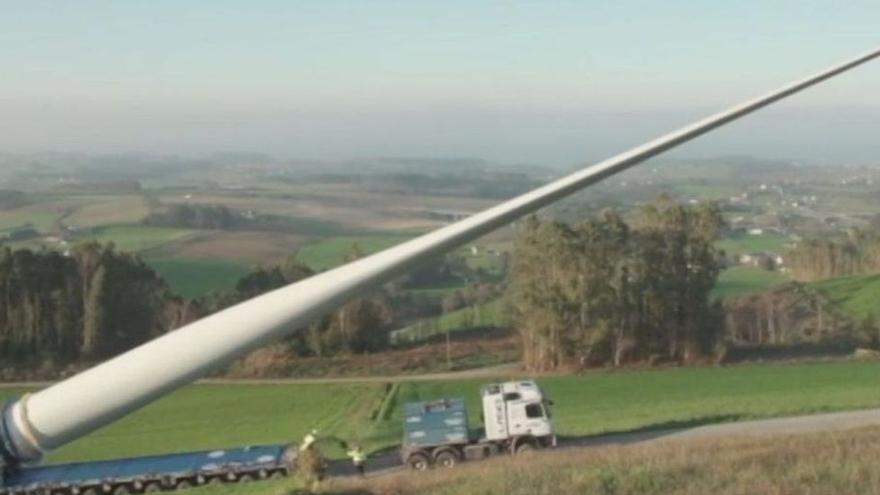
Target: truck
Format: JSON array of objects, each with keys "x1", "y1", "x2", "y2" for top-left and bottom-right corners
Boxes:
[
  {"x1": 0, "y1": 380, "x2": 551, "y2": 492},
  {"x1": 0, "y1": 444, "x2": 296, "y2": 495},
  {"x1": 400, "y1": 380, "x2": 555, "y2": 470}
]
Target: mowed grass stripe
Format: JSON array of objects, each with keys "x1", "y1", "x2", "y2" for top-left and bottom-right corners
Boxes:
[{"x1": 297, "y1": 235, "x2": 414, "y2": 270}]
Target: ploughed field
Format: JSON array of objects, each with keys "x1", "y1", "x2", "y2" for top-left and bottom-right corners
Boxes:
[{"x1": 4, "y1": 360, "x2": 880, "y2": 469}]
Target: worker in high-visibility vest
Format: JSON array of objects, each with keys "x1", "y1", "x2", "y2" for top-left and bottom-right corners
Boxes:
[
  {"x1": 300, "y1": 429, "x2": 319, "y2": 450},
  {"x1": 346, "y1": 444, "x2": 367, "y2": 477}
]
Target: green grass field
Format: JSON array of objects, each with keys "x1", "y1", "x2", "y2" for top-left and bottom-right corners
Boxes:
[
  {"x1": 66, "y1": 196, "x2": 151, "y2": 227},
  {"x1": 712, "y1": 266, "x2": 788, "y2": 300},
  {"x1": 0, "y1": 383, "x2": 390, "y2": 465},
  {"x1": 716, "y1": 232, "x2": 790, "y2": 256},
  {"x1": 0, "y1": 210, "x2": 58, "y2": 233},
  {"x1": 145, "y1": 258, "x2": 253, "y2": 298},
  {"x1": 84, "y1": 225, "x2": 196, "y2": 252},
  {"x1": 7, "y1": 360, "x2": 880, "y2": 469},
  {"x1": 675, "y1": 183, "x2": 740, "y2": 200},
  {"x1": 382, "y1": 361, "x2": 880, "y2": 443},
  {"x1": 297, "y1": 235, "x2": 414, "y2": 270},
  {"x1": 811, "y1": 273, "x2": 880, "y2": 320}
]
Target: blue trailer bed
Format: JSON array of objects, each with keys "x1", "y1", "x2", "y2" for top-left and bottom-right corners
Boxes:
[{"x1": 1, "y1": 444, "x2": 292, "y2": 493}]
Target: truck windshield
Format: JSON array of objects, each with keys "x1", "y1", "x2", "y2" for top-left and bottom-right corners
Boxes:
[{"x1": 525, "y1": 403, "x2": 544, "y2": 419}]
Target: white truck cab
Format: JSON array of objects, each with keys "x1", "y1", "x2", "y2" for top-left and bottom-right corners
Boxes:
[{"x1": 480, "y1": 380, "x2": 555, "y2": 451}]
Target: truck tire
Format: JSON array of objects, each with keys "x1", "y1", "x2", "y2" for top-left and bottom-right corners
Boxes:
[
  {"x1": 434, "y1": 449, "x2": 459, "y2": 469},
  {"x1": 143, "y1": 482, "x2": 162, "y2": 493},
  {"x1": 406, "y1": 452, "x2": 430, "y2": 471},
  {"x1": 175, "y1": 479, "x2": 193, "y2": 490},
  {"x1": 515, "y1": 442, "x2": 535, "y2": 455},
  {"x1": 269, "y1": 470, "x2": 285, "y2": 480},
  {"x1": 112, "y1": 485, "x2": 131, "y2": 495},
  {"x1": 237, "y1": 473, "x2": 254, "y2": 483}
]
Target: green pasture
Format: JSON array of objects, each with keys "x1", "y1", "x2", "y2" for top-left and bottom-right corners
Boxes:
[
  {"x1": 297, "y1": 235, "x2": 413, "y2": 270},
  {"x1": 144, "y1": 258, "x2": 253, "y2": 298},
  {"x1": 84, "y1": 226, "x2": 196, "y2": 252},
  {"x1": 65, "y1": 196, "x2": 150, "y2": 227},
  {"x1": 675, "y1": 183, "x2": 740, "y2": 200},
  {"x1": 716, "y1": 232, "x2": 790, "y2": 256},
  {"x1": 811, "y1": 274, "x2": 880, "y2": 320},
  {"x1": 0, "y1": 210, "x2": 58, "y2": 233},
  {"x1": 7, "y1": 360, "x2": 880, "y2": 470},
  {"x1": 382, "y1": 360, "x2": 880, "y2": 443},
  {"x1": 0, "y1": 383, "x2": 389, "y2": 465},
  {"x1": 712, "y1": 266, "x2": 788, "y2": 300}
]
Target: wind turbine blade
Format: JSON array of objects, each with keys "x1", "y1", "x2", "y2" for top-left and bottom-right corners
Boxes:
[{"x1": 2, "y1": 46, "x2": 878, "y2": 465}]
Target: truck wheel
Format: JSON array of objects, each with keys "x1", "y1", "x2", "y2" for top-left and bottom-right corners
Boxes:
[
  {"x1": 112, "y1": 485, "x2": 131, "y2": 495},
  {"x1": 269, "y1": 470, "x2": 285, "y2": 480},
  {"x1": 515, "y1": 442, "x2": 535, "y2": 455},
  {"x1": 175, "y1": 479, "x2": 193, "y2": 490},
  {"x1": 237, "y1": 473, "x2": 254, "y2": 483},
  {"x1": 143, "y1": 482, "x2": 162, "y2": 493},
  {"x1": 434, "y1": 450, "x2": 458, "y2": 469},
  {"x1": 406, "y1": 452, "x2": 430, "y2": 471}
]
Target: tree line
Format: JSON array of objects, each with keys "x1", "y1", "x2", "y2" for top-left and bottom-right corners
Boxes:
[
  {"x1": 0, "y1": 243, "x2": 184, "y2": 366},
  {"x1": 1, "y1": 197, "x2": 733, "y2": 375},
  {"x1": 786, "y1": 230, "x2": 880, "y2": 281},
  {"x1": 0, "y1": 235, "x2": 508, "y2": 376},
  {"x1": 510, "y1": 197, "x2": 725, "y2": 371},
  {"x1": 0, "y1": 243, "x2": 397, "y2": 374}
]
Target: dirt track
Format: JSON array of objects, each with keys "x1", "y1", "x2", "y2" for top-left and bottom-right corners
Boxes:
[{"x1": 0, "y1": 363, "x2": 522, "y2": 389}]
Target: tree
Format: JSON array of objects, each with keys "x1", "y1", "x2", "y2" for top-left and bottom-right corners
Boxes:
[
  {"x1": 0, "y1": 243, "x2": 178, "y2": 368},
  {"x1": 510, "y1": 198, "x2": 724, "y2": 370},
  {"x1": 81, "y1": 265, "x2": 107, "y2": 359}
]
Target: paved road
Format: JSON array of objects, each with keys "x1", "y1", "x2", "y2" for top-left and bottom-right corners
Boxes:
[
  {"x1": 328, "y1": 407, "x2": 880, "y2": 478},
  {"x1": 8, "y1": 370, "x2": 880, "y2": 480}
]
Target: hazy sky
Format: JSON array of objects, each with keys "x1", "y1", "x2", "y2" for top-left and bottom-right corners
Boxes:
[{"x1": 1, "y1": 1, "x2": 878, "y2": 166}]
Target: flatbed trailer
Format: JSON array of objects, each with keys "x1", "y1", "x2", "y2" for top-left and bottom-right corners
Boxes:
[{"x1": 0, "y1": 445, "x2": 294, "y2": 495}]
